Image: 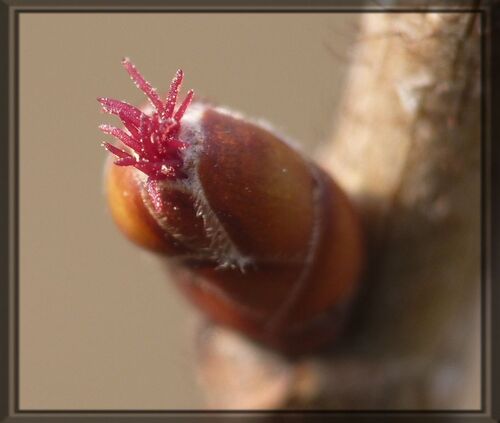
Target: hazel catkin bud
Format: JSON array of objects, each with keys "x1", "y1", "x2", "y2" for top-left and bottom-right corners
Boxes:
[{"x1": 100, "y1": 59, "x2": 364, "y2": 355}]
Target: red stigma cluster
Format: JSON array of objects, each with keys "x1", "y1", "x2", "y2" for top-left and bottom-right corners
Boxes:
[{"x1": 99, "y1": 58, "x2": 194, "y2": 211}]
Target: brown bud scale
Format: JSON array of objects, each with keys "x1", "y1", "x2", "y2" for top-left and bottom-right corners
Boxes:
[{"x1": 100, "y1": 63, "x2": 364, "y2": 355}]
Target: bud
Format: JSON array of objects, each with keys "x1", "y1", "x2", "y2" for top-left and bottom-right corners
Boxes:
[{"x1": 99, "y1": 59, "x2": 364, "y2": 354}]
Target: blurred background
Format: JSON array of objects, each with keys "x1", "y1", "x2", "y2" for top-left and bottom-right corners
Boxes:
[{"x1": 19, "y1": 13, "x2": 360, "y2": 409}]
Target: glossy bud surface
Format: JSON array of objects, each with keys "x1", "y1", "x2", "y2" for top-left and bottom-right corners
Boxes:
[{"x1": 100, "y1": 61, "x2": 364, "y2": 354}]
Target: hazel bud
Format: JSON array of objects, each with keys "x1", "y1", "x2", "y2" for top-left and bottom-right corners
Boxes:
[{"x1": 99, "y1": 59, "x2": 364, "y2": 355}]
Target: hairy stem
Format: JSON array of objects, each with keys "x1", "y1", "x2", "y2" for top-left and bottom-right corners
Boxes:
[{"x1": 196, "y1": 10, "x2": 482, "y2": 409}]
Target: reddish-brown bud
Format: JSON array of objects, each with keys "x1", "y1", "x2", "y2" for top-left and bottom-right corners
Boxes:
[{"x1": 100, "y1": 60, "x2": 364, "y2": 355}]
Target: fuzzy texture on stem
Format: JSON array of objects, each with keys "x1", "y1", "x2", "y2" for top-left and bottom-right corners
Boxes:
[{"x1": 194, "y1": 11, "x2": 481, "y2": 409}]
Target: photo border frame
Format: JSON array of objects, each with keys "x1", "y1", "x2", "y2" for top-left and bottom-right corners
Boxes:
[{"x1": 1, "y1": 0, "x2": 497, "y2": 421}]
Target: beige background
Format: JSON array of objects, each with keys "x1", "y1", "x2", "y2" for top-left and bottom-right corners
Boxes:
[{"x1": 19, "y1": 13, "x2": 359, "y2": 409}]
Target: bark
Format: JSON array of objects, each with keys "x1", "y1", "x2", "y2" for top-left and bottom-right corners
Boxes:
[{"x1": 195, "y1": 11, "x2": 482, "y2": 410}]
